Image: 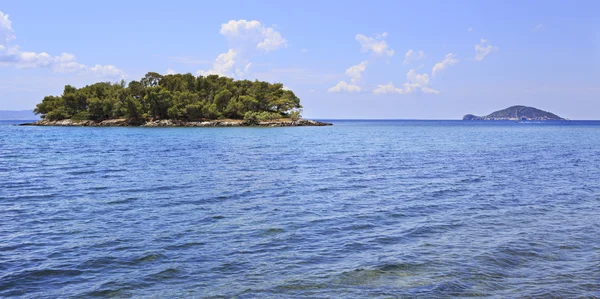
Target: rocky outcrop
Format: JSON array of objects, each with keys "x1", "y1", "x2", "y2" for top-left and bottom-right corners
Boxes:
[
  {"x1": 21, "y1": 119, "x2": 332, "y2": 127},
  {"x1": 462, "y1": 106, "x2": 565, "y2": 121},
  {"x1": 462, "y1": 114, "x2": 480, "y2": 121},
  {"x1": 20, "y1": 119, "x2": 137, "y2": 127}
]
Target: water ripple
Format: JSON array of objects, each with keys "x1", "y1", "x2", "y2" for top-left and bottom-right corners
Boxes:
[{"x1": 1, "y1": 120, "x2": 599, "y2": 297}]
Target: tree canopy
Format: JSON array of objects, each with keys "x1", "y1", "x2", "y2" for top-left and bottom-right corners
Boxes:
[{"x1": 34, "y1": 72, "x2": 302, "y2": 121}]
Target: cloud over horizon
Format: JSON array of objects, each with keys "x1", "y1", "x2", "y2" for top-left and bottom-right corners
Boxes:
[
  {"x1": 374, "y1": 69, "x2": 439, "y2": 95},
  {"x1": 328, "y1": 80, "x2": 362, "y2": 93},
  {"x1": 0, "y1": 10, "x2": 126, "y2": 79}
]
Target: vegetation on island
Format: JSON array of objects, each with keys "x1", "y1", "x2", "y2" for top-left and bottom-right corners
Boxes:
[{"x1": 33, "y1": 72, "x2": 303, "y2": 123}]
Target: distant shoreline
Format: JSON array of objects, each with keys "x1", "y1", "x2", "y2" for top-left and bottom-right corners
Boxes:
[
  {"x1": 20, "y1": 118, "x2": 332, "y2": 127},
  {"x1": 463, "y1": 105, "x2": 566, "y2": 121}
]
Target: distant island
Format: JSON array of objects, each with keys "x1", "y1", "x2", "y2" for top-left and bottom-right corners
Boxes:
[
  {"x1": 0, "y1": 110, "x2": 39, "y2": 120},
  {"x1": 463, "y1": 105, "x2": 566, "y2": 121},
  {"x1": 24, "y1": 72, "x2": 331, "y2": 127}
]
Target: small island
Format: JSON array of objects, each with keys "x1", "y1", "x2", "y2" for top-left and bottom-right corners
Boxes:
[
  {"x1": 463, "y1": 105, "x2": 566, "y2": 121},
  {"x1": 23, "y1": 72, "x2": 331, "y2": 127}
]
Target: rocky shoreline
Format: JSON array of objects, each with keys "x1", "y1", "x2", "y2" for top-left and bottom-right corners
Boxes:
[{"x1": 20, "y1": 118, "x2": 332, "y2": 127}]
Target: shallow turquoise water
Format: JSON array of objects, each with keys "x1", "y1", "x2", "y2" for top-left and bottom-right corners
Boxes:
[{"x1": 1, "y1": 120, "x2": 599, "y2": 297}]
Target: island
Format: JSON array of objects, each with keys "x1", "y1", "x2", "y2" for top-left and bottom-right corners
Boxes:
[
  {"x1": 23, "y1": 72, "x2": 331, "y2": 127},
  {"x1": 462, "y1": 105, "x2": 566, "y2": 121},
  {"x1": 0, "y1": 110, "x2": 39, "y2": 120}
]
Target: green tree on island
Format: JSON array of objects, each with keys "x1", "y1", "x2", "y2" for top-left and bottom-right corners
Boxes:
[{"x1": 34, "y1": 72, "x2": 303, "y2": 122}]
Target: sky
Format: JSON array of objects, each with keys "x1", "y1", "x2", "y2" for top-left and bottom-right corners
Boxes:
[{"x1": 0, "y1": 0, "x2": 599, "y2": 119}]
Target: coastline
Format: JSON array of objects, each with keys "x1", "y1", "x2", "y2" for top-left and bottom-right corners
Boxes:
[{"x1": 20, "y1": 118, "x2": 332, "y2": 127}]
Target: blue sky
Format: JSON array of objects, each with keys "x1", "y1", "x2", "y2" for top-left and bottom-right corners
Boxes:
[{"x1": 1, "y1": 0, "x2": 599, "y2": 119}]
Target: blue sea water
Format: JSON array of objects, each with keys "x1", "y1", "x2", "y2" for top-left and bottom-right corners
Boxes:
[{"x1": 1, "y1": 119, "x2": 599, "y2": 298}]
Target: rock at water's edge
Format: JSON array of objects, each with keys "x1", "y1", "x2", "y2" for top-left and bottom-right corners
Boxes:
[{"x1": 20, "y1": 119, "x2": 333, "y2": 127}]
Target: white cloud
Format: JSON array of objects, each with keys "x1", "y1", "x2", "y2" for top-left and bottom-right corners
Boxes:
[
  {"x1": 474, "y1": 39, "x2": 498, "y2": 61},
  {"x1": 0, "y1": 46, "x2": 123, "y2": 78},
  {"x1": 0, "y1": 10, "x2": 15, "y2": 44},
  {"x1": 9, "y1": 51, "x2": 86, "y2": 73},
  {"x1": 374, "y1": 82, "x2": 404, "y2": 94},
  {"x1": 197, "y1": 49, "x2": 237, "y2": 76},
  {"x1": 432, "y1": 53, "x2": 458, "y2": 77},
  {"x1": 0, "y1": 10, "x2": 125, "y2": 79},
  {"x1": 220, "y1": 19, "x2": 287, "y2": 53},
  {"x1": 329, "y1": 33, "x2": 393, "y2": 89},
  {"x1": 52, "y1": 53, "x2": 87, "y2": 73},
  {"x1": 89, "y1": 64, "x2": 126, "y2": 78},
  {"x1": 220, "y1": 19, "x2": 262, "y2": 36},
  {"x1": 199, "y1": 19, "x2": 286, "y2": 78},
  {"x1": 405, "y1": 69, "x2": 439, "y2": 94},
  {"x1": 166, "y1": 68, "x2": 177, "y2": 75},
  {"x1": 533, "y1": 24, "x2": 544, "y2": 32},
  {"x1": 407, "y1": 69, "x2": 429, "y2": 86},
  {"x1": 300, "y1": 48, "x2": 308, "y2": 53},
  {"x1": 355, "y1": 33, "x2": 394, "y2": 57},
  {"x1": 468, "y1": 27, "x2": 473, "y2": 32},
  {"x1": 0, "y1": 46, "x2": 23, "y2": 64},
  {"x1": 420, "y1": 87, "x2": 440, "y2": 94},
  {"x1": 257, "y1": 27, "x2": 286, "y2": 52},
  {"x1": 234, "y1": 62, "x2": 252, "y2": 77},
  {"x1": 328, "y1": 81, "x2": 362, "y2": 93},
  {"x1": 345, "y1": 60, "x2": 368, "y2": 83},
  {"x1": 404, "y1": 49, "x2": 426, "y2": 64},
  {"x1": 374, "y1": 69, "x2": 439, "y2": 95},
  {"x1": 213, "y1": 49, "x2": 237, "y2": 74},
  {"x1": 14, "y1": 51, "x2": 53, "y2": 68}
]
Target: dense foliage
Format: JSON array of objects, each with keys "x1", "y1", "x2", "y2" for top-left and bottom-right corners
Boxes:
[{"x1": 34, "y1": 72, "x2": 302, "y2": 121}]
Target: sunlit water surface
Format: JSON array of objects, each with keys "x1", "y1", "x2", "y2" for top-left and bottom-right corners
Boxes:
[{"x1": 1, "y1": 120, "x2": 599, "y2": 297}]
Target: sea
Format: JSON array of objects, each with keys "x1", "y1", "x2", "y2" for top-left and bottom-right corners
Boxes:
[{"x1": 1, "y1": 119, "x2": 599, "y2": 298}]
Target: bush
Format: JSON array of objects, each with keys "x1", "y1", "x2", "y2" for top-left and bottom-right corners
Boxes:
[
  {"x1": 243, "y1": 111, "x2": 282, "y2": 124},
  {"x1": 45, "y1": 108, "x2": 69, "y2": 121},
  {"x1": 185, "y1": 104, "x2": 202, "y2": 120},
  {"x1": 167, "y1": 106, "x2": 184, "y2": 119},
  {"x1": 202, "y1": 103, "x2": 221, "y2": 119},
  {"x1": 71, "y1": 111, "x2": 91, "y2": 120},
  {"x1": 243, "y1": 111, "x2": 259, "y2": 124},
  {"x1": 258, "y1": 111, "x2": 282, "y2": 121},
  {"x1": 289, "y1": 109, "x2": 302, "y2": 121}
]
